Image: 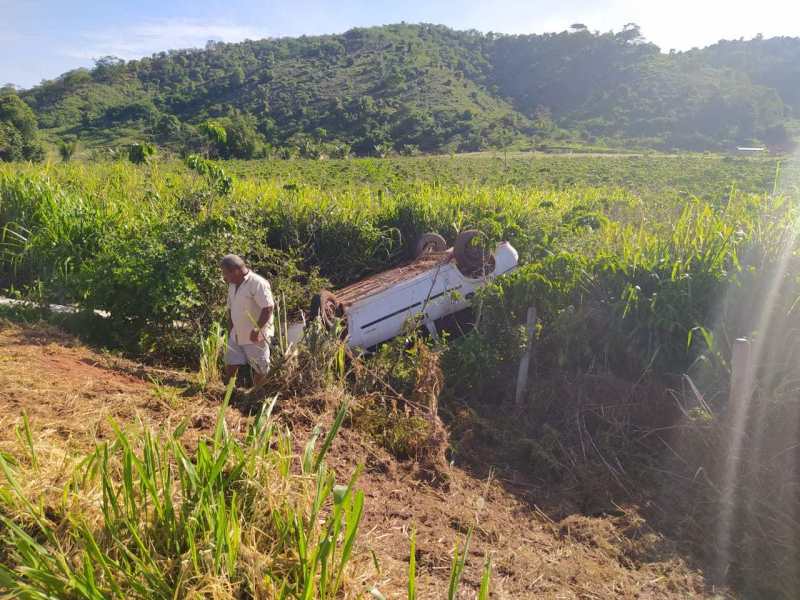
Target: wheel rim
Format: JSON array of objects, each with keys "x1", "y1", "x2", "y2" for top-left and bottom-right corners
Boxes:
[
  {"x1": 321, "y1": 297, "x2": 339, "y2": 327},
  {"x1": 454, "y1": 230, "x2": 495, "y2": 277},
  {"x1": 415, "y1": 232, "x2": 447, "y2": 258}
]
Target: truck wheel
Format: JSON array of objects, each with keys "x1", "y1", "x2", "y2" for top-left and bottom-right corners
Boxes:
[
  {"x1": 310, "y1": 290, "x2": 343, "y2": 329},
  {"x1": 415, "y1": 232, "x2": 447, "y2": 258},
  {"x1": 454, "y1": 230, "x2": 495, "y2": 278}
]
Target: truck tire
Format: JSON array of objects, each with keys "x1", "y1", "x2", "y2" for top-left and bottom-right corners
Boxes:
[
  {"x1": 415, "y1": 232, "x2": 447, "y2": 258},
  {"x1": 310, "y1": 290, "x2": 343, "y2": 329},
  {"x1": 454, "y1": 230, "x2": 495, "y2": 277}
]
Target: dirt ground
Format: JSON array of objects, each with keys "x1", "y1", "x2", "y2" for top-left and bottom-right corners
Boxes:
[{"x1": 0, "y1": 321, "x2": 722, "y2": 598}]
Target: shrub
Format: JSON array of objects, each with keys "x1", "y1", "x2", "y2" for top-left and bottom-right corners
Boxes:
[
  {"x1": 128, "y1": 142, "x2": 156, "y2": 164},
  {"x1": 57, "y1": 137, "x2": 79, "y2": 162}
]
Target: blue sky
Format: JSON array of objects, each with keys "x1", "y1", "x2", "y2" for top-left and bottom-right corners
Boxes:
[{"x1": 2, "y1": 0, "x2": 796, "y2": 89}]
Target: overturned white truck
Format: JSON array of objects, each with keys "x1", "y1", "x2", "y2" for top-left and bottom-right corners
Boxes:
[{"x1": 306, "y1": 230, "x2": 519, "y2": 349}]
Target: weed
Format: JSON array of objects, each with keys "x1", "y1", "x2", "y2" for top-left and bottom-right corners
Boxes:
[{"x1": 198, "y1": 321, "x2": 227, "y2": 387}]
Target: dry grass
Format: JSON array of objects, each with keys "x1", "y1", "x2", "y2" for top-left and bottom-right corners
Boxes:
[{"x1": 0, "y1": 321, "x2": 719, "y2": 598}]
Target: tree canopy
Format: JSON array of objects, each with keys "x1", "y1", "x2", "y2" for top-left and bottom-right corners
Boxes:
[
  {"x1": 0, "y1": 92, "x2": 44, "y2": 162},
  {"x1": 17, "y1": 24, "x2": 800, "y2": 156}
]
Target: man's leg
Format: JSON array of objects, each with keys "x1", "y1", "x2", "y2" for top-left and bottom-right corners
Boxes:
[
  {"x1": 244, "y1": 341, "x2": 270, "y2": 389},
  {"x1": 224, "y1": 338, "x2": 247, "y2": 386},
  {"x1": 223, "y1": 363, "x2": 239, "y2": 383},
  {"x1": 252, "y1": 371, "x2": 268, "y2": 388}
]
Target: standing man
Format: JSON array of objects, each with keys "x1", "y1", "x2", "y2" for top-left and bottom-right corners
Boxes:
[{"x1": 221, "y1": 254, "x2": 275, "y2": 386}]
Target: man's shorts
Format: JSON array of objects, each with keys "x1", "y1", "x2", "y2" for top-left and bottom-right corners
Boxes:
[{"x1": 225, "y1": 337, "x2": 270, "y2": 374}]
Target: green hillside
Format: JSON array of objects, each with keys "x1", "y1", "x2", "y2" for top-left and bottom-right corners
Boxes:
[{"x1": 6, "y1": 23, "x2": 800, "y2": 157}]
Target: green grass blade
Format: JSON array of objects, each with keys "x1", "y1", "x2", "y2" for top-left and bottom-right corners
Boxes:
[
  {"x1": 408, "y1": 529, "x2": 417, "y2": 600},
  {"x1": 478, "y1": 554, "x2": 492, "y2": 600},
  {"x1": 313, "y1": 398, "x2": 349, "y2": 472},
  {"x1": 447, "y1": 527, "x2": 473, "y2": 600}
]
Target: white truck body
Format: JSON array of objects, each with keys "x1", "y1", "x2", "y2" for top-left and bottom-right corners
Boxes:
[
  {"x1": 291, "y1": 241, "x2": 517, "y2": 350},
  {"x1": 344, "y1": 242, "x2": 518, "y2": 348}
]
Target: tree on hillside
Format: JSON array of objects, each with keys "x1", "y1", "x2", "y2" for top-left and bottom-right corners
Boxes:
[
  {"x1": 155, "y1": 114, "x2": 182, "y2": 144},
  {"x1": 58, "y1": 137, "x2": 79, "y2": 162},
  {"x1": 14, "y1": 23, "x2": 800, "y2": 153},
  {"x1": 128, "y1": 142, "x2": 156, "y2": 164},
  {"x1": 0, "y1": 93, "x2": 44, "y2": 162},
  {"x1": 617, "y1": 23, "x2": 645, "y2": 44},
  {"x1": 200, "y1": 121, "x2": 227, "y2": 144},
  {"x1": 221, "y1": 112, "x2": 263, "y2": 159},
  {"x1": 229, "y1": 67, "x2": 245, "y2": 88},
  {"x1": 92, "y1": 56, "x2": 126, "y2": 83},
  {"x1": 198, "y1": 114, "x2": 264, "y2": 159}
]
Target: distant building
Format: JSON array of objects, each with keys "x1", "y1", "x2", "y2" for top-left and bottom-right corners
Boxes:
[{"x1": 737, "y1": 147, "x2": 766, "y2": 153}]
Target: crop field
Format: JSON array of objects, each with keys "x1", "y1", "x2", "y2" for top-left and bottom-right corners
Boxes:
[
  {"x1": 227, "y1": 153, "x2": 792, "y2": 198},
  {"x1": 2, "y1": 153, "x2": 800, "y2": 598}
]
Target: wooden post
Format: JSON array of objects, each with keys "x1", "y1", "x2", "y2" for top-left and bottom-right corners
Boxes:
[
  {"x1": 717, "y1": 336, "x2": 754, "y2": 579},
  {"x1": 515, "y1": 306, "x2": 537, "y2": 407},
  {"x1": 729, "y1": 337, "x2": 754, "y2": 408}
]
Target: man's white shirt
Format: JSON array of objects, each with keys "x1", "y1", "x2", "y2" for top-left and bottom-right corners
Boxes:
[{"x1": 227, "y1": 271, "x2": 275, "y2": 344}]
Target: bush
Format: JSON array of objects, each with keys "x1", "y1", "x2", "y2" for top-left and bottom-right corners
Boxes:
[
  {"x1": 57, "y1": 137, "x2": 79, "y2": 162},
  {"x1": 0, "y1": 93, "x2": 44, "y2": 163},
  {"x1": 76, "y1": 212, "x2": 326, "y2": 361},
  {"x1": 128, "y1": 142, "x2": 156, "y2": 164}
]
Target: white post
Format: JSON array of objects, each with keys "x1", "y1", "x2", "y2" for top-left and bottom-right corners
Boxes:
[{"x1": 515, "y1": 306, "x2": 538, "y2": 407}]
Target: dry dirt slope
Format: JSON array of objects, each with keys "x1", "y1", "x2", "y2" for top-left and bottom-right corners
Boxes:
[{"x1": 0, "y1": 321, "x2": 718, "y2": 598}]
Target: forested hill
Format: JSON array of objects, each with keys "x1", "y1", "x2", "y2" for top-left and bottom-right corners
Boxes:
[{"x1": 9, "y1": 23, "x2": 800, "y2": 157}]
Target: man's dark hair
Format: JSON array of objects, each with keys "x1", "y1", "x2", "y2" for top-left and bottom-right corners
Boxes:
[{"x1": 220, "y1": 254, "x2": 246, "y2": 270}]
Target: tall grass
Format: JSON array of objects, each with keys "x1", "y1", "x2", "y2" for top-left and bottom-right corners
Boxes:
[
  {"x1": 2, "y1": 157, "x2": 800, "y2": 597},
  {"x1": 198, "y1": 322, "x2": 227, "y2": 387},
  {"x1": 1, "y1": 159, "x2": 768, "y2": 359},
  {"x1": 0, "y1": 382, "x2": 487, "y2": 598},
  {"x1": 1, "y1": 384, "x2": 358, "y2": 597}
]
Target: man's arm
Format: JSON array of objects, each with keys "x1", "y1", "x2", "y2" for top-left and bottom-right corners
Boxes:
[
  {"x1": 249, "y1": 306, "x2": 273, "y2": 342},
  {"x1": 257, "y1": 306, "x2": 274, "y2": 329},
  {"x1": 225, "y1": 284, "x2": 233, "y2": 333},
  {"x1": 249, "y1": 278, "x2": 275, "y2": 342}
]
